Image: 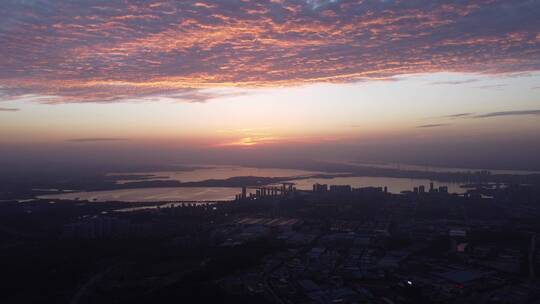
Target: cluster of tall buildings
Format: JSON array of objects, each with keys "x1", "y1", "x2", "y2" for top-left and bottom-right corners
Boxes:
[
  {"x1": 313, "y1": 183, "x2": 328, "y2": 192},
  {"x1": 413, "y1": 182, "x2": 448, "y2": 194},
  {"x1": 237, "y1": 181, "x2": 447, "y2": 200},
  {"x1": 236, "y1": 183, "x2": 296, "y2": 200},
  {"x1": 313, "y1": 183, "x2": 388, "y2": 194}
]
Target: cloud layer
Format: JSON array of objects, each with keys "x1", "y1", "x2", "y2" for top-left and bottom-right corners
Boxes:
[
  {"x1": 0, "y1": 107, "x2": 20, "y2": 112},
  {"x1": 67, "y1": 137, "x2": 130, "y2": 143},
  {"x1": 425, "y1": 109, "x2": 540, "y2": 127},
  {"x1": 417, "y1": 123, "x2": 450, "y2": 128},
  {"x1": 474, "y1": 109, "x2": 540, "y2": 118},
  {"x1": 440, "y1": 112, "x2": 475, "y2": 119},
  {"x1": 1, "y1": 0, "x2": 540, "y2": 103}
]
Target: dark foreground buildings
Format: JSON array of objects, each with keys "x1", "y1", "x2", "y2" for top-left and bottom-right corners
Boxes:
[{"x1": 1, "y1": 182, "x2": 540, "y2": 303}]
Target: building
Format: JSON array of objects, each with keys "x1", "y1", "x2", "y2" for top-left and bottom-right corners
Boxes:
[
  {"x1": 329, "y1": 185, "x2": 352, "y2": 192},
  {"x1": 313, "y1": 183, "x2": 328, "y2": 192},
  {"x1": 241, "y1": 186, "x2": 247, "y2": 199}
]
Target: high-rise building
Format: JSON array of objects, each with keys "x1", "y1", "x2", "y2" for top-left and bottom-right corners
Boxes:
[
  {"x1": 313, "y1": 183, "x2": 328, "y2": 192},
  {"x1": 241, "y1": 186, "x2": 247, "y2": 199},
  {"x1": 330, "y1": 185, "x2": 351, "y2": 192}
]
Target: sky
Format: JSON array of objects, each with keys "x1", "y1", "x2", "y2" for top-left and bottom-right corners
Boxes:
[{"x1": 1, "y1": 0, "x2": 539, "y2": 170}]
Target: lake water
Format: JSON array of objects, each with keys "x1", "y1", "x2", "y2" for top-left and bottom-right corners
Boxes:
[
  {"x1": 112, "y1": 165, "x2": 330, "y2": 184},
  {"x1": 40, "y1": 187, "x2": 243, "y2": 202},
  {"x1": 36, "y1": 163, "x2": 536, "y2": 202},
  {"x1": 350, "y1": 161, "x2": 540, "y2": 175},
  {"x1": 41, "y1": 171, "x2": 464, "y2": 203}
]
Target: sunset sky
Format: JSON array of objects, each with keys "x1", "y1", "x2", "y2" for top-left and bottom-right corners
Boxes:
[{"x1": 1, "y1": 0, "x2": 539, "y2": 169}]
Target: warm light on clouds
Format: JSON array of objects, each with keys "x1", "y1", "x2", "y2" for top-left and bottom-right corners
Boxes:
[
  {"x1": 1, "y1": 0, "x2": 539, "y2": 104},
  {"x1": 213, "y1": 128, "x2": 288, "y2": 147},
  {"x1": 0, "y1": 1, "x2": 539, "y2": 164}
]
